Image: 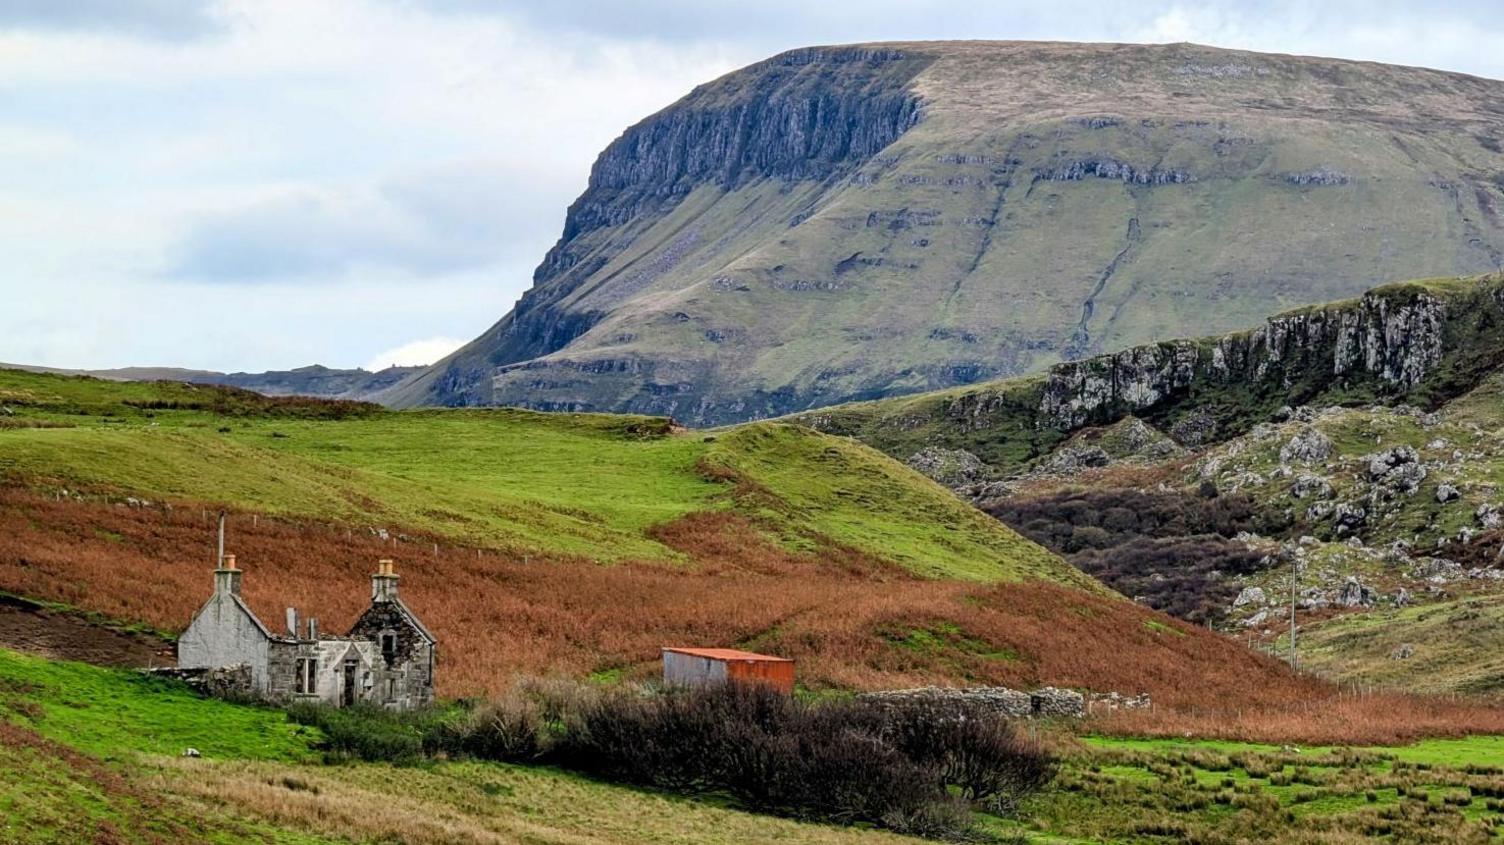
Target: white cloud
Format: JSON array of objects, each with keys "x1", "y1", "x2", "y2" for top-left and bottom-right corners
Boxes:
[{"x1": 364, "y1": 337, "x2": 466, "y2": 370}]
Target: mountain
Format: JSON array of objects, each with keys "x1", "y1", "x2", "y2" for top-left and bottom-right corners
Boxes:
[
  {"x1": 3, "y1": 362, "x2": 422, "y2": 401},
  {"x1": 385, "y1": 41, "x2": 1504, "y2": 424}
]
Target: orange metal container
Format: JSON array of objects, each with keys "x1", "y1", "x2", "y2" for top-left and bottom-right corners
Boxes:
[{"x1": 661, "y1": 647, "x2": 795, "y2": 695}]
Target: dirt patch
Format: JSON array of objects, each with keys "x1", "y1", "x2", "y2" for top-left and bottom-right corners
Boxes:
[{"x1": 0, "y1": 595, "x2": 173, "y2": 669}]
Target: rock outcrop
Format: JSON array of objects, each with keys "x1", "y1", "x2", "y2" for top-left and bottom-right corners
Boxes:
[{"x1": 1036, "y1": 284, "x2": 1455, "y2": 433}]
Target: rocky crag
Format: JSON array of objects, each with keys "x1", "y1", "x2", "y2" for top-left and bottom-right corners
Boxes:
[
  {"x1": 386, "y1": 42, "x2": 1504, "y2": 423},
  {"x1": 799, "y1": 274, "x2": 1504, "y2": 477}
]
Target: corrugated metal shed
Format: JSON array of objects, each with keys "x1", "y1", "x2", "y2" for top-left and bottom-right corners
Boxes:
[{"x1": 661, "y1": 647, "x2": 795, "y2": 694}]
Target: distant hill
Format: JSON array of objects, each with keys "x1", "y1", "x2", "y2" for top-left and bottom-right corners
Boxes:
[
  {"x1": 387, "y1": 41, "x2": 1504, "y2": 423},
  {"x1": 3, "y1": 362, "x2": 422, "y2": 402}
]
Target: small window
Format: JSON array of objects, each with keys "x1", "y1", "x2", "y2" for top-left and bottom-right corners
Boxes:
[
  {"x1": 386, "y1": 677, "x2": 396, "y2": 701},
  {"x1": 295, "y1": 658, "x2": 317, "y2": 695},
  {"x1": 381, "y1": 633, "x2": 397, "y2": 666}
]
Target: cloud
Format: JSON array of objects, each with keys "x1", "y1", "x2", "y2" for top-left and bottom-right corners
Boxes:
[
  {"x1": 0, "y1": 0, "x2": 224, "y2": 41},
  {"x1": 364, "y1": 336, "x2": 465, "y2": 370},
  {"x1": 168, "y1": 159, "x2": 569, "y2": 282}
]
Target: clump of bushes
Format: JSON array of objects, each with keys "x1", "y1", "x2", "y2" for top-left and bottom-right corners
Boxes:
[
  {"x1": 286, "y1": 681, "x2": 1055, "y2": 838},
  {"x1": 989, "y1": 488, "x2": 1280, "y2": 624}
]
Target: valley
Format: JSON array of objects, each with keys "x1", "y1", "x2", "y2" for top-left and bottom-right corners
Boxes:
[{"x1": 7, "y1": 23, "x2": 1504, "y2": 844}]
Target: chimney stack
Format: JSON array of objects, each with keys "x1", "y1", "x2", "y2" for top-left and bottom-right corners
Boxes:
[
  {"x1": 214, "y1": 553, "x2": 242, "y2": 596},
  {"x1": 372, "y1": 558, "x2": 399, "y2": 603}
]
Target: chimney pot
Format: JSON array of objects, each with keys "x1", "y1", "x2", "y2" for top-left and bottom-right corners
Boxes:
[
  {"x1": 214, "y1": 554, "x2": 243, "y2": 596},
  {"x1": 373, "y1": 559, "x2": 399, "y2": 602}
]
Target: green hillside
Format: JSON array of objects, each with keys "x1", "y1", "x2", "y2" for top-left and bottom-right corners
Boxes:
[
  {"x1": 6, "y1": 647, "x2": 1504, "y2": 844},
  {"x1": 0, "y1": 367, "x2": 1071, "y2": 584},
  {"x1": 809, "y1": 273, "x2": 1504, "y2": 696}
]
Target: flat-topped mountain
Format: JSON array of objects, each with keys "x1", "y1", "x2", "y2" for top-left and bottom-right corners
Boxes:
[{"x1": 387, "y1": 41, "x2": 1504, "y2": 423}]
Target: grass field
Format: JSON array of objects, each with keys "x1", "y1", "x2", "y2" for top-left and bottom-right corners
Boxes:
[
  {"x1": 1003, "y1": 735, "x2": 1504, "y2": 843},
  {"x1": 0, "y1": 367, "x2": 1065, "y2": 582},
  {"x1": 4, "y1": 647, "x2": 1503, "y2": 843}
]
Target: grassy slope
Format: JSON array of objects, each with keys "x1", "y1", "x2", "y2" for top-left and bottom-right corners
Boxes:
[
  {"x1": 0, "y1": 368, "x2": 1066, "y2": 583},
  {"x1": 0, "y1": 647, "x2": 934, "y2": 844},
  {"x1": 5, "y1": 647, "x2": 1502, "y2": 844},
  {"x1": 1175, "y1": 370, "x2": 1504, "y2": 693},
  {"x1": 1297, "y1": 595, "x2": 1504, "y2": 695}
]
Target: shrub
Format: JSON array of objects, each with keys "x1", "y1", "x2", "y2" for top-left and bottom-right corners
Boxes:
[
  {"x1": 883, "y1": 700, "x2": 1055, "y2": 813},
  {"x1": 458, "y1": 694, "x2": 547, "y2": 762},
  {"x1": 550, "y1": 682, "x2": 1053, "y2": 837},
  {"x1": 285, "y1": 702, "x2": 426, "y2": 765}
]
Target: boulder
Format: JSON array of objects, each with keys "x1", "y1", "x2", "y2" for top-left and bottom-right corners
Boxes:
[
  {"x1": 1232, "y1": 586, "x2": 1266, "y2": 608},
  {"x1": 906, "y1": 447, "x2": 987, "y2": 487},
  {"x1": 1333, "y1": 503, "x2": 1367, "y2": 534},
  {"x1": 1337, "y1": 576, "x2": 1377, "y2": 608},
  {"x1": 1291, "y1": 474, "x2": 1334, "y2": 500},
  {"x1": 1436, "y1": 483, "x2": 1461, "y2": 503},
  {"x1": 1280, "y1": 428, "x2": 1333, "y2": 465},
  {"x1": 1477, "y1": 504, "x2": 1502, "y2": 530}
]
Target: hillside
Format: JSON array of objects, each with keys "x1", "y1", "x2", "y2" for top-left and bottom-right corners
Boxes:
[
  {"x1": 388, "y1": 41, "x2": 1504, "y2": 424},
  {"x1": 0, "y1": 367, "x2": 1334, "y2": 709},
  {"x1": 806, "y1": 273, "x2": 1504, "y2": 694},
  {"x1": 11, "y1": 647, "x2": 1504, "y2": 844}
]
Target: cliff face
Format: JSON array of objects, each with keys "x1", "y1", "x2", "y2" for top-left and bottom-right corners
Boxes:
[
  {"x1": 385, "y1": 42, "x2": 1504, "y2": 422},
  {"x1": 800, "y1": 274, "x2": 1504, "y2": 472},
  {"x1": 1035, "y1": 282, "x2": 1455, "y2": 432},
  {"x1": 387, "y1": 47, "x2": 931, "y2": 409}
]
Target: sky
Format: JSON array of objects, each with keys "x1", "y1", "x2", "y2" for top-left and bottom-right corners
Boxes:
[{"x1": 4, "y1": 1, "x2": 1504, "y2": 373}]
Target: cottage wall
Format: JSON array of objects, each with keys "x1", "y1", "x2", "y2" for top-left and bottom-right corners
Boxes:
[
  {"x1": 178, "y1": 592, "x2": 272, "y2": 693},
  {"x1": 349, "y1": 600, "x2": 435, "y2": 708}
]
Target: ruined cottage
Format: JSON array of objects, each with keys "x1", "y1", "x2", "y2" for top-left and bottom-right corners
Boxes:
[{"x1": 177, "y1": 555, "x2": 435, "y2": 709}]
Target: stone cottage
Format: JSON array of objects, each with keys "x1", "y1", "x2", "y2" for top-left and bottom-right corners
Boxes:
[{"x1": 178, "y1": 555, "x2": 436, "y2": 709}]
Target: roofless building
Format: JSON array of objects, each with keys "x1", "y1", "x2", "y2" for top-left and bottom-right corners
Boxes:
[{"x1": 177, "y1": 555, "x2": 435, "y2": 710}]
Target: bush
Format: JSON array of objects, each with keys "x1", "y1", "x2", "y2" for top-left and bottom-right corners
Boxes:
[
  {"x1": 883, "y1": 699, "x2": 1055, "y2": 813},
  {"x1": 459, "y1": 695, "x2": 547, "y2": 762},
  {"x1": 285, "y1": 702, "x2": 427, "y2": 765},
  {"x1": 283, "y1": 682, "x2": 1055, "y2": 838},
  {"x1": 552, "y1": 682, "x2": 1053, "y2": 837}
]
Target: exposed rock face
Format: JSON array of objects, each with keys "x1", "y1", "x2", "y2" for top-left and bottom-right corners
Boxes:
[
  {"x1": 906, "y1": 447, "x2": 987, "y2": 486},
  {"x1": 1033, "y1": 282, "x2": 1469, "y2": 435},
  {"x1": 1280, "y1": 428, "x2": 1333, "y2": 465},
  {"x1": 1371, "y1": 448, "x2": 1425, "y2": 493},
  {"x1": 1337, "y1": 576, "x2": 1377, "y2": 608},
  {"x1": 1233, "y1": 586, "x2": 1266, "y2": 608},
  {"x1": 385, "y1": 40, "x2": 1504, "y2": 422}
]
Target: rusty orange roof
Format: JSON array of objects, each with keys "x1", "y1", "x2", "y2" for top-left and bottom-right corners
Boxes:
[{"x1": 662, "y1": 647, "x2": 793, "y2": 663}]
